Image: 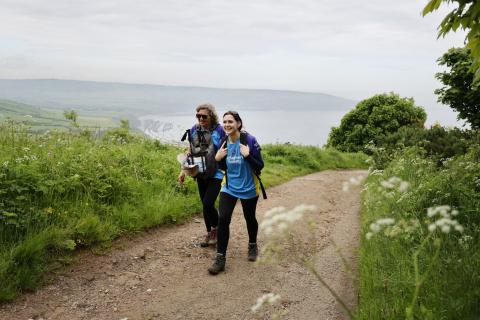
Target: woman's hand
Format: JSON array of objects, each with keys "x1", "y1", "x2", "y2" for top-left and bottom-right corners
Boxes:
[
  {"x1": 178, "y1": 171, "x2": 186, "y2": 185},
  {"x1": 215, "y1": 141, "x2": 227, "y2": 161},
  {"x1": 240, "y1": 143, "x2": 250, "y2": 157}
]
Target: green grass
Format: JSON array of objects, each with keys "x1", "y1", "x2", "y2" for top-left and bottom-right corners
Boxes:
[
  {"x1": 0, "y1": 121, "x2": 367, "y2": 302},
  {"x1": 262, "y1": 144, "x2": 367, "y2": 186},
  {"x1": 357, "y1": 147, "x2": 480, "y2": 319},
  {"x1": 0, "y1": 98, "x2": 117, "y2": 131}
]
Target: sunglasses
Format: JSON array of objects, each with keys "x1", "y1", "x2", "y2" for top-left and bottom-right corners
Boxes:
[{"x1": 196, "y1": 114, "x2": 209, "y2": 120}]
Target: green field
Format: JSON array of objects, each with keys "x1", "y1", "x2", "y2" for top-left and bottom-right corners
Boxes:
[{"x1": 0, "y1": 98, "x2": 117, "y2": 131}]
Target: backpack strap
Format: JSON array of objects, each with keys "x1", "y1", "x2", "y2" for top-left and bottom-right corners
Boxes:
[
  {"x1": 219, "y1": 135, "x2": 229, "y2": 188},
  {"x1": 240, "y1": 132, "x2": 266, "y2": 199},
  {"x1": 181, "y1": 129, "x2": 191, "y2": 142}
]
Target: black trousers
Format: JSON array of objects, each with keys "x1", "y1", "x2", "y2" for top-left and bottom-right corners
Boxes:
[
  {"x1": 217, "y1": 192, "x2": 259, "y2": 256},
  {"x1": 196, "y1": 177, "x2": 222, "y2": 232}
]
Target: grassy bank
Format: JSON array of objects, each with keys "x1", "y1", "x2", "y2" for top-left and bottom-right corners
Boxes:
[
  {"x1": 357, "y1": 147, "x2": 480, "y2": 319},
  {"x1": 0, "y1": 122, "x2": 367, "y2": 302}
]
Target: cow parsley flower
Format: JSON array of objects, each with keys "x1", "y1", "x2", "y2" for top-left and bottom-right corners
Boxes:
[
  {"x1": 366, "y1": 217, "x2": 395, "y2": 239},
  {"x1": 342, "y1": 175, "x2": 365, "y2": 192},
  {"x1": 426, "y1": 206, "x2": 463, "y2": 234},
  {"x1": 251, "y1": 293, "x2": 281, "y2": 313},
  {"x1": 260, "y1": 205, "x2": 316, "y2": 235}
]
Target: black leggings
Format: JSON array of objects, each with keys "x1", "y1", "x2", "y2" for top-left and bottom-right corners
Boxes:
[
  {"x1": 197, "y1": 177, "x2": 222, "y2": 232},
  {"x1": 217, "y1": 192, "x2": 259, "y2": 256}
]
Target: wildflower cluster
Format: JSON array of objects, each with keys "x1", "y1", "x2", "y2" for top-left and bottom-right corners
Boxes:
[
  {"x1": 379, "y1": 176, "x2": 409, "y2": 193},
  {"x1": 251, "y1": 293, "x2": 281, "y2": 313},
  {"x1": 365, "y1": 218, "x2": 396, "y2": 240},
  {"x1": 259, "y1": 204, "x2": 316, "y2": 235},
  {"x1": 384, "y1": 218, "x2": 421, "y2": 240},
  {"x1": 342, "y1": 174, "x2": 366, "y2": 192},
  {"x1": 426, "y1": 205, "x2": 463, "y2": 234}
]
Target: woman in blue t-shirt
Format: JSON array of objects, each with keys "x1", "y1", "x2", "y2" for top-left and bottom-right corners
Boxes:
[{"x1": 208, "y1": 111, "x2": 264, "y2": 275}]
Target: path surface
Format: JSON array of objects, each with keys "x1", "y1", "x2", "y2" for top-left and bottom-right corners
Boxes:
[{"x1": 0, "y1": 170, "x2": 366, "y2": 320}]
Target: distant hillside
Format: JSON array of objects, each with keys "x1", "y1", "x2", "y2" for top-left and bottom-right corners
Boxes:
[
  {"x1": 0, "y1": 98, "x2": 117, "y2": 131},
  {"x1": 0, "y1": 98, "x2": 69, "y2": 130},
  {"x1": 0, "y1": 79, "x2": 356, "y2": 115}
]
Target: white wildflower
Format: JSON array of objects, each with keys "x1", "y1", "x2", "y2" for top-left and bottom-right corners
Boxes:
[
  {"x1": 399, "y1": 181, "x2": 410, "y2": 192},
  {"x1": 427, "y1": 205, "x2": 463, "y2": 235},
  {"x1": 369, "y1": 223, "x2": 380, "y2": 233},
  {"x1": 342, "y1": 175, "x2": 365, "y2": 193},
  {"x1": 380, "y1": 180, "x2": 393, "y2": 189},
  {"x1": 251, "y1": 293, "x2": 281, "y2": 313},
  {"x1": 260, "y1": 205, "x2": 316, "y2": 235},
  {"x1": 376, "y1": 218, "x2": 395, "y2": 226},
  {"x1": 370, "y1": 169, "x2": 383, "y2": 176},
  {"x1": 365, "y1": 232, "x2": 373, "y2": 240},
  {"x1": 263, "y1": 207, "x2": 286, "y2": 219},
  {"x1": 2, "y1": 161, "x2": 8, "y2": 168},
  {"x1": 459, "y1": 235, "x2": 472, "y2": 245},
  {"x1": 380, "y1": 176, "x2": 409, "y2": 193}
]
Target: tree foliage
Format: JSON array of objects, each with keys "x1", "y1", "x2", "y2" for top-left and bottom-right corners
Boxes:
[
  {"x1": 423, "y1": 0, "x2": 480, "y2": 79},
  {"x1": 327, "y1": 93, "x2": 427, "y2": 152},
  {"x1": 435, "y1": 47, "x2": 480, "y2": 129},
  {"x1": 120, "y1": 119, "x2": 130, "y2": 130},
  {"x1": 63, "y1": 110, "x2": 79, "y2": 128}
]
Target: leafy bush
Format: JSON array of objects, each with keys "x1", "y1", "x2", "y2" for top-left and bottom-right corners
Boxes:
[
  {"x1": 371, "y1": 125, "x2": 475, "y2": 168},
  {"x1": 327, "y1": 93, "x2": 426, "y2": 153}
]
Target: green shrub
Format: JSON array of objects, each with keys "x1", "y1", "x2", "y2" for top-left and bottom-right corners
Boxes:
[
  {"x1": 371, "y1": 126, "x2": 475, "y2": 169},
  {"x1": 327, "y1": 93, "x2": 426, "y2": 153}
]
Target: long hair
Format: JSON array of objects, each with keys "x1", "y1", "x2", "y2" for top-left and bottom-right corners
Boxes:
[
  {"x1": 223, "y1": 110, "x2": 243, "y2": 131},
  {"x1": 196, "y1": 103, "x2": 219, "y2": 128}
]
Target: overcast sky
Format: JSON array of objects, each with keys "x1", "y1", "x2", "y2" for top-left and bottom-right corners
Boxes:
[{"x1": 0, "y1": 0, "x2": 468, "y2": 125}]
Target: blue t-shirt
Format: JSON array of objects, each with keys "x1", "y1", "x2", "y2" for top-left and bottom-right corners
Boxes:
[
  {"x1": 221, "y1": 139, "x2": 257, "y2": 199},
  {"x1": 191, "y1": 125, "x2": 225, "y2": 180}
]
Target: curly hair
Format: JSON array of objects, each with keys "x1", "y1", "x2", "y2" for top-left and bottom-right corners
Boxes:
[{"x1": 196, "y1": 103, "x2": 219, "y2": 128}]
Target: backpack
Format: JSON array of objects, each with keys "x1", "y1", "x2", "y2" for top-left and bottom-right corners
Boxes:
[
  {"x1": 219, "y1": 132, "x2": 267, "y2": 199},
  {"x1": 181, "y1": 125, "x2": 219, "y2": 179}
]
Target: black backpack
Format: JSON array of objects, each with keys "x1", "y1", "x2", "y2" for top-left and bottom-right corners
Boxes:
[
  {"x1": 181, "y1": 125, "x2": 219, "y2": 179},
  {"x1": 219, "y1": 132, "x2": 267, "y2": 199}
]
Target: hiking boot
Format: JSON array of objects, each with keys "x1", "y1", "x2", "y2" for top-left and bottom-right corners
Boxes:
[
  {"x1": 208, "y1": 227, "x2": 217, "y2": 246},
  {"x1": 248, "y1": 243, "x2": 258, "y2": 261},
  {"x1": 208, "y1": 253, "x2": 226, "y2": 275},
  {"x1": 200, "y1": 232, "x2": 210, "y2": 247}
]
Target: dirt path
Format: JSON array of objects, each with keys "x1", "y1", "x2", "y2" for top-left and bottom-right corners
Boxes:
[{"x1": 0, "y1": 169, "x2": 366, "y2": 320}]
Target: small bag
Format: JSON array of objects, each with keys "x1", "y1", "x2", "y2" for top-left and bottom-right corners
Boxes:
[{"x1": 176, "y1": 153, "x2": 199, "y2": 177}]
